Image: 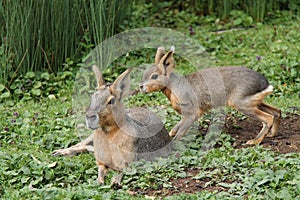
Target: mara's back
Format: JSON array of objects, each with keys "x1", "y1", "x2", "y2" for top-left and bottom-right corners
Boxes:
[
  {"x1": 185, "y1": 66, "x2": 269, "y2": 107},
  {"x1": 218, "y1": 66, "x2": 269, "y2": 96}
]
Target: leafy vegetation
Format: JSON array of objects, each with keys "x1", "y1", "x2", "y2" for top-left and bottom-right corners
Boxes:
[
  {"x1": 0, "y1": 2, "x2": 299, "y2": 200},
  {"x1": 124, "y1": 144, "x2": 300, "y2": 199}
]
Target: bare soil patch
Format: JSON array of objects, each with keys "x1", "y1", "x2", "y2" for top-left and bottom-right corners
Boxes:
[{"x1": 225, "y1": 114, "x2": 300, "y2": 153}]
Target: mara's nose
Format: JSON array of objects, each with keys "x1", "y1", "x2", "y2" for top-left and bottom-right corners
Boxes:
[
  {"x1": 86, "y1": 113, "x2": 98, "y2": 123},
  {"x1": 88, "y1": 114, "x2": 98, "y2": 121},
  {"x1": 139, "y1": 85, "x2": 143, "y2": 91},
  {"x1": 139, "y1": 84, "x2": 147, "y2": 93},
  {"x1": 86, "y1": 114, "x2": 99, "y2": 130}
]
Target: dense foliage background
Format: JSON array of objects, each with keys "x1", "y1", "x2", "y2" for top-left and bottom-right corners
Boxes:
[{"x1": 0, "y1": 0, "x2": 299, "y2": 84}]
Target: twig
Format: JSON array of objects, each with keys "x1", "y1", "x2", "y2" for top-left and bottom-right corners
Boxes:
[
  {"x1": 41, "y1": 46, "x2": 54, "y2": 73},
  {"x1": 8, "y1": 49, "x2": 28, "y2": 86}
]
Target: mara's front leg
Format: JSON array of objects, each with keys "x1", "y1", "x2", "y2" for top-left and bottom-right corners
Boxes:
[
  {"x1": 171, "y1": 115, "x2": 198, "y2": 140},
  {"x1": 97, "y1": 162, "x2": 108, "y2": 184},
  {"x1": 169, "y1": 121, "x2": 181, "y2": 137},
  {"x1": 52, "y1": 133, "x2": 94, "y2": 156}
]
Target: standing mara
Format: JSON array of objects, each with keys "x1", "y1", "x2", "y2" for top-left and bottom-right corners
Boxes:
[{"x1": 140, "y1": 47, "x2": 281, "y2": 145}]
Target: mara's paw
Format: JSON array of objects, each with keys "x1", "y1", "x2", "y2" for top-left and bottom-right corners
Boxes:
[
  {"x1": 97, "y1": 178, "x2": 105, "y2": 185},
  {"x1": 246, "y1": 139, "x2": 261, "y2": 145},
  {"x1": 169, "y1": 130, "x2": 177, "y2": 137},
  {"x1": 266, "y1": 132, "x2": 277, "y2": 138},
  {"x1": 51, "y1": 148, "x2": 74, "y2": 156}
]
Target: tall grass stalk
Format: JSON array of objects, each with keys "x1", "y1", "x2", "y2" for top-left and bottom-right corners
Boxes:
[
  {"x1": 0, "y1": 0, "x2": 132, "y2": 86},
  {"x1": 82, "y1": 0, "x2": 131, "y2": 69},
  {"x1": 243, "y1": 0, "x2": 267, "y2": 22},
  {"x1": 150, "y1": 0, "x2": 297, "y2": 22}
]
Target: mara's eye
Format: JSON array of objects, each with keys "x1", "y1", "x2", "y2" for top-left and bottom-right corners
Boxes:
[
  {"x1": 108, "y1": 97, "x2": 115, "y2": 105},
  {"x1": 151, "y1": 74, "x2": 158, "y2": 80}
]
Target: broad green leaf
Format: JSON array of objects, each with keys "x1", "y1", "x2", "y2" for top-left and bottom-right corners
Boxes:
[
  {"x1": 9, "y1": 83, "x2": 19, "y2": 90},
  {"x1": 60, "y1": 71, "x2": 73, "y2": 79},
  {"x1": 85, "y1": 168, "x2": 95, "y2": 175},
  {"x1": 176, "y1": 171, "x2": 187, "y2": 178},
  {"x1": 41, "y1": 72, "x2": 50, "y2": 80},
  {"x1": 33, "y1": 81, "x2": 42, "y2": 89},
  {"x1": 0, "y1": 92, "x2": 11, "y2": 99},
  {"x1": 31, "y1": 176, "x2": 43, "y2": 185},
  {"x1": 31, "y1": 89, "x2": 41, "y2": 96},
  {"x1": 233, "y1": 17, "x2": 243, "y2": 26},
  {"x1": 14, "y1": 89, "x2": 23, "y2": 94},
  {"x1": 26, "y1": 71, "x2": 35, "y2": 78},
  {"x1": 21, "y1": 177, "x2": 30, "y2": 184}
]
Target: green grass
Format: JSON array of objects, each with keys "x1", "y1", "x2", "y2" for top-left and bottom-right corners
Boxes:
[
  {"x1": 0, "y1": 0, "x2": 132, "y2": 86},
  {"x1": 1, "y1": 98, "x2": 299, "y2": 199},
  {"x1": 125, "y1": 145, "x2": 300, "y2": 199},
  {"x1": 1, "y1": 11, "x2": 299, "y2": 199},
  {"x1": 1, "y1": 97, "x2": 299, "y2": 199}
]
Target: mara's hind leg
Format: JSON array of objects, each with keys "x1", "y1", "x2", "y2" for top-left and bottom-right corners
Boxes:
[
  {"x1": 238, "y1": 106, "x2": 274, "y2": 145},
  {"x1": 230, "y1": 84, "x2": 275, "y2": 145},
  {"x1": 258, "y1": 103, "x2": 281, "y2": 137}
]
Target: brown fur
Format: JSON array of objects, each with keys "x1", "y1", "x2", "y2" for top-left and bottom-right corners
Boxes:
[{"x1": 140, "y1": 47, "x2": 281, "y2": 145}]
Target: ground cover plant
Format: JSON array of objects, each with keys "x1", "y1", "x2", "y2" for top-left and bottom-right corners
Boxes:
[{"x1": 0, "y1": 8, "x2": 299, "y2": 200}]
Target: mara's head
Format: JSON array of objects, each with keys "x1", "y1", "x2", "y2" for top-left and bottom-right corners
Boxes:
[
  {"x1": 86, "y1": 65, "x2": 131, "y2": 130},
  {"x1": 140, "y1": 46, "x2": 175, "y2": 93}
]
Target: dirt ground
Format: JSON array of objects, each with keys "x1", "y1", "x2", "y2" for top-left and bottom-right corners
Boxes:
[
  {"x1": 131, "y1": 114, "x2": 300, "y2": 197},
  {"x1": 225, "y1": 114, "x2": 300, "y2": 154}
]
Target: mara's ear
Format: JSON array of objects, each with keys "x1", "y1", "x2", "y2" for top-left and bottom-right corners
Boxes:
[
  {"x1": 155, "y1": 46, "x2": 165, "y2": 64},
  {"x1": 158, "y1": 49, "x2": 175, "y2": 76},
  {"x1": 92, "y1": 65, "x2": 105, "y2": 88},
  {"x1": 111, "y1": 68, "x2": 132, "y2": 101}
]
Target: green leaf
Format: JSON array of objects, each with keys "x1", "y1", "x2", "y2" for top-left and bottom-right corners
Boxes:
[
  {"x1": 176, "y1": 171, "x2": 187, "y2": 178},
  {"x1": 296, "y1": 183, "x2": 300, "y2": 194},
  {"x1": 45, "y1": 170, "x2": 54, "y2": 180},
  {"x1": 0, "y1": 92, "x2": 11, "y2": 99},
  {"x1": 233, "y1": 17, "x2": 243, "y2": 26},
  {"x1": 14, "y1": 89, "x2": 23, "y2": 94},
  {"x1": 26, "y1": 71, "x2": 35, "y2": 78},
  {"x1": 21, "y1": 177, "x2": 31, "y2": 184},
  {"x1": 10, "y1": 83, "x2": 19, "y2": 90},
  {"x1": 124, "y1": 168, "x2": 137, "y2": 175},
  {"x1": 0, "y1": 84, "x2": 5, "y2": 92},
  {"x1": 23, "y1": 117, "x2": 31, "y2": 124},
  {"x1": 243, "y1": 16, "x2": 253, "y2": 26},
  {"x1": 33, "y1": 81, "x2": 42, "y2": 89},
  {"x1": 85, "y1": 168, "x2": 95, "y2": 175},
  {"x1": 217, "y1": 182, "x2": 233, "y2": 188},
  {"x1": 163, "y1": 182, "x2": 173, "y2": 188},
  {"x1": 41, "y1": 72, "x2": 50, "y2": 80},
  {"x1": 9, "y1": 177, "x2": 18, "y2": 184},
  {"x1": 256, "y1": 178, "x2": 270, "y2": 186},
  {"x1": 60, "y1": 71, "x2": 73, "y2": 79},
  {"x1": 278, "y1": 188, "x2": 292, "y2": 200},
  {"x1": 31, "y1": 176, "x2": 43, "y2": 186},
  {"x1": 31, "y1": 89, "x2": 41, "y2": 96}
]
